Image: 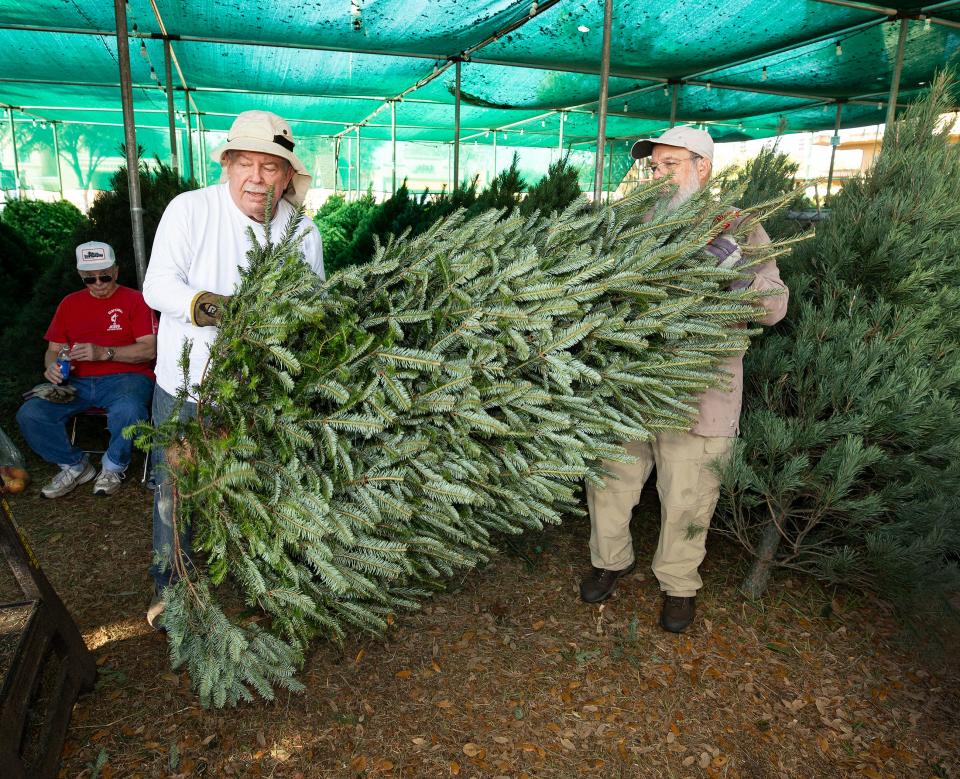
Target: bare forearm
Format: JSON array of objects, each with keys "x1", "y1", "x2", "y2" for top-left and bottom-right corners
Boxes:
[{"x1": 100, "y1": 342, "x2": 156, "y2": 364}]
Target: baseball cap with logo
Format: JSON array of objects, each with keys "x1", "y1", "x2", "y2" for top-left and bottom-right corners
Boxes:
[
  {"x1": 630, "y1": 127, "x2": 714, "y2": 162},
  {"x1": 75, "y1": 241, "x2": 116, "y2": 271},
  {"x1": 213, "y1": 110, "x2": 311, "y2": 206}
]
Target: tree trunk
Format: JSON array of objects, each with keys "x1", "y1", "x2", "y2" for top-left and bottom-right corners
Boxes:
[{"x1": 741, "y1": 518, "x2": 782, "y2": 599}]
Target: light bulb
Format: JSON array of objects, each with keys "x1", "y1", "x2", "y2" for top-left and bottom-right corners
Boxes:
[
  {"x1": 529, "y1": 1, "x2": 538, "y2": 17},
  {"x1": 761, "y1": 66, "x2": 767, "y2": 81},
  {"x1": 835, "y1": 41, "x2": 842, "y2": 57},
  {"x1": 577, "y1": 25, "x2": 590, "y2": 33},
  {"x1": 540, "y1": 120, "x2": 545, "y2": 127},
  {"x1": 139, "y1": 41, "x2": 147, "y2": 58},
  {"x1": 706, "y1": 81, "x2": 712, "y2": 91},
  {"x1": 622, "y1": 102, "x2": 628, "y2": 112},
  {"x1": 663, "y1": 84, "x2": 669, "y2": 96}
]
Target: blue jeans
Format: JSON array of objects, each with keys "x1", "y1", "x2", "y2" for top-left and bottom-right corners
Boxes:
[
  {"x1": 150, "y1": 384, "x2": 197, "y2": 590},
  {"x1": 16, "y1": 373, "x2": 154, "y2": 471}
]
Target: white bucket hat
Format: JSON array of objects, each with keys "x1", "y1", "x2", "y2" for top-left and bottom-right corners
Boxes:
[
  {"x1": 75, "y1": 241, "x2": 116, "y2": 271},
  {"x1": 213, "y1": 110, "x2": 311, "y2": 206}
]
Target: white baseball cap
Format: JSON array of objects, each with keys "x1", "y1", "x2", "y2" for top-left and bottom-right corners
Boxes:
[
  {"x1": 75, "y1": 241, "x2": 116, "y2": 271},
  {"x1": 630, "y1": 126, "x2": 714, "y2": 162},
  {"x1": 213, "y1": 110, "x2": 311, "y2": 206}
]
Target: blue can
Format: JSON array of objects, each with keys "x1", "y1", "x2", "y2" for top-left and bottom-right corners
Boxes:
[{"x1": 57, "y1": 347, "x2": 71, "y2": 381}]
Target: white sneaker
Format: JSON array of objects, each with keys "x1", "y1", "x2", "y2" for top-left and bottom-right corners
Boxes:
[
  {"x1": 92, "y1": 468, "x2": 125, "y2": 496},
  {"x1": 41, "y1": 461, "x2": 96, "y2": 499}
]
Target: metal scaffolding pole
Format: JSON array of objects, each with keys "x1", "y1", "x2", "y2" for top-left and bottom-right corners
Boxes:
[
  {"x1": 355, "y1": 127, "x2": 360, "y2": 199},
  {"x1": 6, "y1": 108, "x2": 21, "y2": 199},
  {"x1": 164, "y1": 39, "x2": 179, "y2": 177},
  {"x1": 453, "y1": 58, "x2": 462, "y2": 190},
  {"x1": 112, "y1": 0, "x2": 147, "y2": 287},
  {"x1": 558, "y1": 111, "x2": 565, "y2": 154},
  {"x1": 592, "y1": 0, "x2": 614, "y2": 203},
  {"x1": 198, "y1": 114, "x2": 208, "y2": 186},
  {"x1": 52, "y1": 121, "x2": 64, "y2": 199},
  {"x1": 334, "y1": 136, "x2": 340, "y2": 195},
  {"x1": 825, "y1": 103, "x2": 843, "y2": 200},
  {"x1": 183, "y1": 90, "x2": 195, "y2": 181},
  {"x1": 391, "y1": 100, "x2": 397, "y2": 194},
  {"x1": 669, "y1": 83, "x2": 679, "y2": 127},
  {"x1": 606, "y1": 139, "x2": 614, "y2": 202},
  {"x1": 885, "y1": 18, "x2": 909, "y2": 131},
  {"x1": 492, "y1": 130, "x2": 498, "y2": 175}
]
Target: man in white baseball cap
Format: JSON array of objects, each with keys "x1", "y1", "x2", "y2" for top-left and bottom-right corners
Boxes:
[
  {"x1": 142, "y1": 110, "x2": 324, "y2": 628},
  {"x1": 17, "y1": 240, "x2": 157, "y2": 499},
  {"x1": 579, "y1": 126, "x2": 790, "y2": 634}
]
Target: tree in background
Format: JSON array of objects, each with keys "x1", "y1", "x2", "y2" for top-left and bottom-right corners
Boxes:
[
  {"x1": 314, "y1": 155, "x2": 582, "y2": 277},
  {"x1": 1, "y1": 198, "x2": 85, "y2": 267},
  {"x1": 715, "y1": 73, "x2": 960, "y2": 611},
  {"x1": 78, "y1": 152, "x2": 196, "y2": 290}
]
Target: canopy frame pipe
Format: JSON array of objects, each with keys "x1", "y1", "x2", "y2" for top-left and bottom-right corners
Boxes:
[
  {"x1": 184, "y1": 89, "x2": 195, "y2": 181},
  {"x1": 391, "y1": 100, "x2": 397, "y2": 194},
  {"x1": 453, "y1": 58, "x2": 462, "y2": 191},
  {"x1": 492, "y1": 130, "x2": 497, "y2": 175},
  {"x1": 558, "y1": 110, "x2": 565, "y2": 153},
  {"x1": 885, "y1": 18, "x2": 909, "y2": 129},
  {"x1": 52, "y1": 120, "x2": 64, "y2": 198},
  {"x1": 592, "y1": 0, "x2": 614, "y2": 203},
  {"x1": 355, "y1": 126, "x2": 361, "y2": 199},
  {"x1": 825, "y1": 102, "x2": 844, "y2": 199},
  {"x1": 164, "y1": 39, "x2": 179, "y2": 177},
  {"x1": 669, "y1": 82, "x2": 679, "y2": 127},
  {"x1": 112, "y1": 0, "x2": 147, "y2": 287},
  {"x1": 6, "y1": 107, "x2": 21, "y2": 199},
  {"x1": 198, "y1": 113, "x2": 208, "y2": 186}
]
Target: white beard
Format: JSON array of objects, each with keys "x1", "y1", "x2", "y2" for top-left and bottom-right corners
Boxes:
[{"x1": 660, "y1": 166, "x2": 702, "y2": 212}]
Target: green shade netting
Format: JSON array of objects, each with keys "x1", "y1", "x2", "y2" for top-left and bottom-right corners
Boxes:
[{"x1": 0, "y1": 0, "x2": 958, "y2": 195}]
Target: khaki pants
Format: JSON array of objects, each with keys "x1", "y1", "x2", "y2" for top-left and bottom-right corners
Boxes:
[{"x1": 586, "y1": 430, "x2": 732, "y2": 597}]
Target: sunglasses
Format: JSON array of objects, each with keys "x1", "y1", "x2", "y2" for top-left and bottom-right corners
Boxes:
[{"x1": 81, "y1": 274, "x2": 114, "y2": 285}]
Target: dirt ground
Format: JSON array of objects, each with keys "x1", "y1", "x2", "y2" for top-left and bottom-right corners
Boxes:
[{"x1": 3, "y1": 445, "x2": 959, "y2": 779}]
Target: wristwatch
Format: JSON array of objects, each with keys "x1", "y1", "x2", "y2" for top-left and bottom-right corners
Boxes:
[{"x1": 104, "y1": 347, "x2": 115, "y2": 361}]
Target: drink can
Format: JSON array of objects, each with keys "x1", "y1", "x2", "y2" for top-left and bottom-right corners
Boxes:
[{"x1": 57, "y1": 348, "x2": 71, "y2": 381}]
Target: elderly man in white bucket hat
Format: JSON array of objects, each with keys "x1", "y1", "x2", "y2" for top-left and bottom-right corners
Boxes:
[
  {"x1": 579, "y1": 126, "x2": 789, "y2": 633},
  {"x1": 142, "y1": 110, "x2": 324, "y2": 628}
]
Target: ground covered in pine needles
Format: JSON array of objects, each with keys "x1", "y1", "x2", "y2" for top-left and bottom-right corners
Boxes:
[{"x1": 6, "y1": 448, "x2": 959, "y2": 779}]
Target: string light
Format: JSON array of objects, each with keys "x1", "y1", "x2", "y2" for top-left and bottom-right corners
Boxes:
[
  {"x1": 761, "y1": 66, "x2": 767, "y2": 81},
  {"x1": 877, "y1": 101, "x2": 883, "y2": 110},
  {"x1": 663, "y1": 84, "x2": 669, "y2": 96},
  {"x1": 529, "y1": 1, "x2": 538, "y2": 17},
  {"x1": 706, "y1": 81, "x2": 712, "y2": 91},
  {"x1": 622, "y1": 102, "x2": 628, "y2": 112},
  {"x1": 577, "y1": 24, "x2": 590, "y2": 33},
  {"x1": 503, "y1": 132, "x2": 508, "y2": 140},
  {"x1": 835, "y1": 41, "x2": 842, "y2": 57},
  {"x1": 139, "y1": 40, "x2": 147, "y2": 58},
  {"x1": 540, "y1": 119, "x2": 546, "y2": 127}
]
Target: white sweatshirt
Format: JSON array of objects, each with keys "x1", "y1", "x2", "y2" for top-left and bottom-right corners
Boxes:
[{"x1": 143, "y1": 183, "x2": 324, "y2": 395}]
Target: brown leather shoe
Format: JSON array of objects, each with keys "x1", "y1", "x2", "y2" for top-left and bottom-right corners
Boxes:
[
  {"x1": 579, "y1": 561, "x2": 636, "y2": 603},
  {"x1": 660, "y1": 595, "x2": 696, "y2": 633}
]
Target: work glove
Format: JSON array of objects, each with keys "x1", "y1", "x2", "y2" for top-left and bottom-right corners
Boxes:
[
  {"x1": 705, "y1": 233, "x2": 751, "y2": 291},
  {"x1": 23, "y1": 382, "x2": 78, "y2": 404},
  {"x1": 190, "y1": 291, "x2": 229, "y2": 327}
]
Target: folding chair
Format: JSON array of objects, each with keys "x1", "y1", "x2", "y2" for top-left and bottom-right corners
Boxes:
[{"x1": 68, "y1": 408, "x2": 152, "y2": 488}]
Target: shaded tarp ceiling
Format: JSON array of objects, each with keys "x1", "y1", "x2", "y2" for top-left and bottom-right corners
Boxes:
[{"x1": 0, "y1": 0, "x2": 958, "y2": 191}]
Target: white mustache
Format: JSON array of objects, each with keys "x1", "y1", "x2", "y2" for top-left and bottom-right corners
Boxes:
[{"x1": 244, "y1": 185, "x2": 270, "y2": 195}]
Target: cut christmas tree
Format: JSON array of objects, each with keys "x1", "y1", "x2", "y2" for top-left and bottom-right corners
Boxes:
[{"x1": 134, "y1": 178, "x2": 788, "y2": 707}]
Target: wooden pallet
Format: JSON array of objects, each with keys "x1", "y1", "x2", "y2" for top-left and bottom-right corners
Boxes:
[{"x1": 0, "y1": 495, "x2": 96, "y2": 779}]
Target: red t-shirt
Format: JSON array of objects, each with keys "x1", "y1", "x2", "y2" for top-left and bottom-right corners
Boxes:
[{"x1": 45, "y1": 285, "x2": 158, "y2": 380}]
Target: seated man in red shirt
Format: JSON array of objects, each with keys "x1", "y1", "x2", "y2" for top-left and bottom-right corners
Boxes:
[{"x1": 16, "y1": 241, "x2": 157, "y2": 498}]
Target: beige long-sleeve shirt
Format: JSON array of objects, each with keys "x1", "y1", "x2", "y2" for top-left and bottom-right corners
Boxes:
[{"x1": 690, "y1": 221, "x2": 788, "y2": 437}]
